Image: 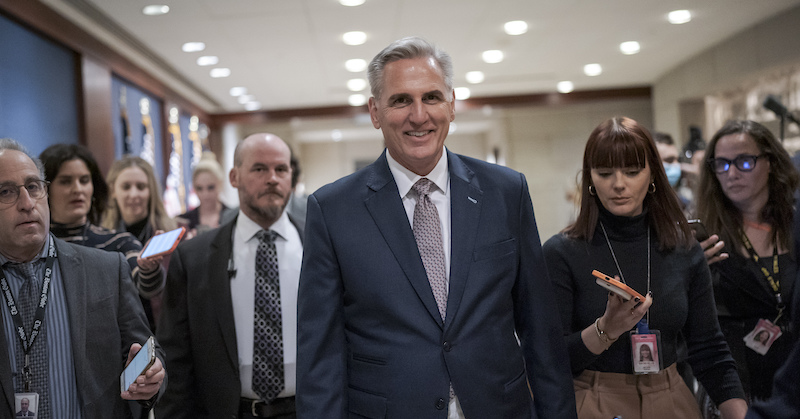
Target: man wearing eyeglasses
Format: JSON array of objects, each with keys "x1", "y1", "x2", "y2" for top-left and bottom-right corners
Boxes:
[{"x1": 0, "y1": 138, "x2": 166, "y2": 418}]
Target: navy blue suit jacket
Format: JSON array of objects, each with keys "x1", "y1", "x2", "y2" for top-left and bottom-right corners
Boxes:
[{"x1": 297, "y1": 150, "x2": 576, "y2": 418}]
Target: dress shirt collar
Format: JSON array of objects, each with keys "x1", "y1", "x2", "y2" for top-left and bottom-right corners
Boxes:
[
  {"x1": 386, "y1": 147, "x2": 449, "y2": 198},
  {"x1": 235, "y1": 207, "x2": 292, "y2": 243}
]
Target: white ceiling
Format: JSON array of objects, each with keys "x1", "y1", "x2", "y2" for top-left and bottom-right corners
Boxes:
[{"x1": 44, "y1": 0, "x2": 800, "y2": 114}]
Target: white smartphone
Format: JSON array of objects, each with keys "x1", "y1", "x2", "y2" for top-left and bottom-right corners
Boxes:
[{"x1": 120, "y1": 336, "x2": 156, "y2": 393}]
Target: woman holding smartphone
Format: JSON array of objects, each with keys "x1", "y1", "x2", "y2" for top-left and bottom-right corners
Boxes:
[
  {"x1": 542, "y1": 117, "x2": 746, "y2": 419},
  {"x1": 696, "y1": 120, "x2": 799, "y2": 402}
]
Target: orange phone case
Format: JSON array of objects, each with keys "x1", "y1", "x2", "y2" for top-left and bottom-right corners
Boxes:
[
  {"x1": 591, "y1": 270, "x2": 645, "y2": 301},
  {"x1": 140, "y1": 227, "x2": 186, "y2": 259}
]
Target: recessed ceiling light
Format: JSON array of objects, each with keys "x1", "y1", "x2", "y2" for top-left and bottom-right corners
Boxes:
[
  {"x1": 455, "y1": 87, "x2": 471, "y2": 100},
  {"x1": 345, "y1": 58, "x2": 367, "y2": 72},
  {"x1": 182, "y1": 42, "x2": 205, "y2": 53},
  {"x1": 668, "y1": 10, "x2": 692, "y2": 24},
  {"x1": 229, "y1": 87, "x2": 247, "y2": 97},
  {"x1": 343, "y1": 31, "x2": 367, "y2": 46},
  {"x1": 347, "y1": 78, "x2": 367, "y2": 91},
  {"x1": 210, "y1": 68, "x2": 231, "y2": 78},
  {"x1": 331, "y1": 129, "x2": 343, "y2": 142},
  {"x1": 482, "y1": 50, "x2": 504, "y2": 64},
  {"x1": 339, "y1": 0, "x2": 365, "y2": 6},
  {"x1": 583, "y1": 63, "x2": 602, "y2": 77},
  {"x1": 142, "y1": 5, "x2": 169, "y2": 16},
  {"x1": 238, "y1": 95, "x2": 255, "y2": 104},
  {"x1": 244, "y1": 101, "x2": 262, "y2": 111},
  {"x1": 557, "y1": 81, "x2": 574, "y2": 93},
  {"x1": 504, "y1": 21, "x2": 528, "y2": 36},
  {"x1": 348, "y1": 94, "x2": 367, "y2": 106},
  {"x1": 196, "y1": 56, "x2": 219, "y2": 66},
  {"x1": 466, "y1": 71, "x2": 485, "y2": 84},
  {"x1": 619, "y1": 41, "x2": 640, "y2": 55}
]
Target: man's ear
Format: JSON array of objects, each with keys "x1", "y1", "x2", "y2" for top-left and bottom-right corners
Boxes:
[
  {"x1": 368, "y1": 97, "x2": 381, "y2": 129},
  {"x1": 229, "y1": 167, "x2": 239, "y2": 188}
]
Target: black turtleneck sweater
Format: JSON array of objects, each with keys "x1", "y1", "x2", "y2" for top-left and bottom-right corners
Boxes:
[{"x1": 542, "y1": 208, "x2": 744, "y2": 405}]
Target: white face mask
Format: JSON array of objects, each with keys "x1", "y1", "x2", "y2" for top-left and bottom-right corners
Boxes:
[{"x1": 663, "y1": 162, "x2": 682, "y2": 187}]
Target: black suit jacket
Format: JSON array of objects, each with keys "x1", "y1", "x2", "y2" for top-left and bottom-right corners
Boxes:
[
  {"x1": 155, "y1": 213, "x2": 303, "y2": 419},
  {"x1": 297, "y1": 150, "x2": 576, "y2": 418}
]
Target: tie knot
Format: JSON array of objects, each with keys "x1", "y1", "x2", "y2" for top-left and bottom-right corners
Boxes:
[
  {"x1": 412, "y1": 178, "x2": 435, "y2": 197},
  {"x1": 256, "y1": 229, "x2": 278, "y2": 243}
]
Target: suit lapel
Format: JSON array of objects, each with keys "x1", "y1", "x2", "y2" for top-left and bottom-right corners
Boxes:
[
  {"x1": 56, "y1": 240, "x2": 91, "y2": 397},
  {"x1": 364, "y1": 153, "x2": 444, "y2": 325},
  {"x1": 207, "y1": 220, "x2": 240, "y2": 371},
  {"x1": 444, "y1": 152, "x2": 482, "y2": 331}
]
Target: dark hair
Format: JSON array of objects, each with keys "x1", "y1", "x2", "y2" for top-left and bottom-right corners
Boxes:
[
  {"x1": 696, "y1": 120, "x2": 798, "y2": 253},
  {"x1": 39, "y1": 144, "x2": 108, "y2": 225},
  {"x1": 564, "y1": 117, "x2": 693, "y2": 249},
  {"x1": 653, "y1": 132, "x2": 675, "y2": 146}
]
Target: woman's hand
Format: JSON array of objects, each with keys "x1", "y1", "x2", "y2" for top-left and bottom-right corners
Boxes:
[
  {"x1": 700, "y1": 234, "x2": 728, "y2": 265},
  {"x1": 599, "y1": 285, "x2": 653, "y2": 341},
  {"x1": 137, "y1": 229, "x2": 165, "y2": 273}
]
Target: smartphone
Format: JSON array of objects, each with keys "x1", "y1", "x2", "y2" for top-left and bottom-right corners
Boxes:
[
  {"x1": 120, "y1": 336, "x2": 156, "y2": 393},
  {"x1": 140, "y1": 227, "x2": 186, "y2": 259},
  {"x1": 687, "y1": 219, "x2": 709, "y2": 242},
  {"x1": 591, "y1": 270, "x2": 645, "y2": 302}
]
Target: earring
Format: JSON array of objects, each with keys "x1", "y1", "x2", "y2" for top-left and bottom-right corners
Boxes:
[
  {"x1": 588, "y1": 185, "x2": 596, "y2": 196},
  {"x1": 648, "y1": 182, "x2": 656, "y2": 193}
]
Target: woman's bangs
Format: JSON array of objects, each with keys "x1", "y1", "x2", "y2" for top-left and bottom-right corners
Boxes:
[{"x1": 590, "y1": 134, "x2": 647, "y2": 169}]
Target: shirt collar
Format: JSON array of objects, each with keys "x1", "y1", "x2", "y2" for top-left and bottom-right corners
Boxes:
[
  {"x1": 386, "y1": 147, "x2": 449, "y2": 198},
  {"x1": 235, "y1": 208, "x2": 291, "y2": 243}
]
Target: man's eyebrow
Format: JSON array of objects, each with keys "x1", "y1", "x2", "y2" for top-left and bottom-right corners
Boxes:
[{"x1": 386, "y1": 92, "x2": 411, "y2": 102}]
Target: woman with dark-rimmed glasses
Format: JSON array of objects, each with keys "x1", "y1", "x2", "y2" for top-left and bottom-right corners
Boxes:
[{"x1": 696, "y1": 119, "x2": 799, "y2": 403}]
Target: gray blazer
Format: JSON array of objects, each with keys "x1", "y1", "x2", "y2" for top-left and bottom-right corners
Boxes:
[{"x1": 0, "y1": 238, "x2": 165, "y2": 418}]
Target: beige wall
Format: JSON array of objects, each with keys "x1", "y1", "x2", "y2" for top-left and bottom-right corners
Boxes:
[{"x1": 652, "y1": 5, "x2": 800, "y2": 145}]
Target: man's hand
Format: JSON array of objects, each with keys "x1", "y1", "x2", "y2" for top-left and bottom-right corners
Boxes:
[{"x1": 121, "y1": 342, "x2": 165, "y2": 400}]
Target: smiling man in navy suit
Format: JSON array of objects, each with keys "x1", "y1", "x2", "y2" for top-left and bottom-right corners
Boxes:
[{"x1": 297, "y1": 37, "x2": 576, "y2": 419}]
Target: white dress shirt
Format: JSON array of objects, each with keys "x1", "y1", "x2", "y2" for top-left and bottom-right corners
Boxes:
[{"x1": 231, "y1": 210, "x2": 302, "y2": 399}]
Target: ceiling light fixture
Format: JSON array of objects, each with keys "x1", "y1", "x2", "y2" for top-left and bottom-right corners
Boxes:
[
  {"x1": 142, "y1": 5, "x2": 169, "y2": 16},
  {"x1": 347, "y1": 78, "x2": 367, "y2": 91},
  {"x1": 557, "y1": 81, "x2": 574, "y2": 93},
  {"x1": 210, "y1": 68, "x2": 231, "y2": 78},
  {"x1": 244, "y1": 101, "x2": 262, "y2": 111},
  {"x1": 482, "y1": 50, "x2": 504, "y2": 64},
  {"x1": 504, "y1": 21, "x2": 528, "y2": 36},
  {"x1": 339, "y1": 0, "x2": 365, "y2": 6},
  {"x1": 348, "y1": 94, "x2": 367, "y2": 106},
  {"x1": 182, "y1": 42, "x2": 205, "y2": 53},
  {"x1": 466, "y1": 71, "x2": 485, "y2": 84},
  {"x1": 343, "y1": 31, "x2": 367, "y2": 46},
  {"x1": 238, "y1": 95, "x2": 255, "y2": 104},
  {"x1": 229, "y1": 87, "x2": 247, "y2": 97},
  {"x1": 668, "y1": 10, "x2": 692, "y2": 24},
  {"x1": 196, "y1": 56, "x2": 219, "y2": 66},
  {"x1": 345, "y1": 58, "x2": 367, "y2": 72},
  {"x1": 455, "y1": 87, "x2": 471, "y2": 100},
  {"x1": 619, "y1": 41, "x2": 640, "y2": 55},
  {"x1": 583, "y1": 63, "x2": 602, "y2": 76}
]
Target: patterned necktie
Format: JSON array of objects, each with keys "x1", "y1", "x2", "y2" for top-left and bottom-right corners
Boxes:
[
  {"x1": 252, "y1": 230, "x2": 285, "y2": 403},
  {"x1": 412, "y1": 178, "x2": 448, "y2": 322},
  {"x1": 14, "y1": 262, "x2": 50, "y2": 419}
]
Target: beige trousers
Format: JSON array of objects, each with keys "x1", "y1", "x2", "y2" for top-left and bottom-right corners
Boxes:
[{"x1": 573, "y1": 363, "x2": 702, "y2": 419}]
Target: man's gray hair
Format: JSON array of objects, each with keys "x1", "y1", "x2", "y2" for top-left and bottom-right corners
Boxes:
[
  {"x1": 367, "y1": 36, "x2": 454, "y2": 100},
  {"x1": 0, "y1": 138, "x2": 45, "y2": 178}
]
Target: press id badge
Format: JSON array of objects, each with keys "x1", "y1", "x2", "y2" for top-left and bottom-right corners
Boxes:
[
  {"x1": 744, "y1": 318, "x2": 782, "y2": 355},
  {"x1": 630, "y1": 320, "x2": 662, "y2": 374},
  {"x1": 14, "y1": 392, "x2": 39, "y2": 417}
]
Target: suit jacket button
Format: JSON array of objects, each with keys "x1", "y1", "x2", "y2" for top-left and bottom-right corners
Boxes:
[
  {"x1": 443, "y1": 341, "x2": 451, "y2": 351},
  {"x1": 435, "y1": 397, "x2": 447, "y2": 410}
]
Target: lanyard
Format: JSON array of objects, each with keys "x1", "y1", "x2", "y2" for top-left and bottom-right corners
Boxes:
[
  {"x1": 739, "y1": 229, "x2": 786, "y2": 324},
  {"x1": 600, "y1": 222, "x2": 651, "y2": 326},
  {"x1": 0, "y1": 240, "x2": 56, "y2": 391}
]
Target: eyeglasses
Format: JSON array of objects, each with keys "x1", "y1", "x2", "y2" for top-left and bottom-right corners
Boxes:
[
  {"x1": 0, "y1": 180, "x2": 49, "y2": 205},
  {"x1": 708, "y1": 154, "x2": 765, "y2": 174}
]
